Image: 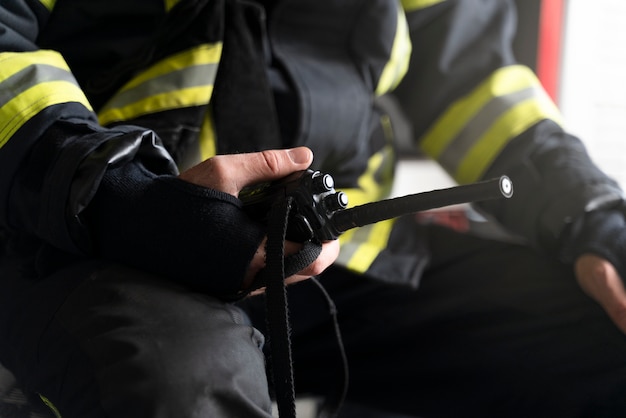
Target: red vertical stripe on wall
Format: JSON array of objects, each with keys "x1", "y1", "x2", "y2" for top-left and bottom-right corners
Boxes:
[{"x1": 537, "y1": 0, "x2": 564, "y2": 104}]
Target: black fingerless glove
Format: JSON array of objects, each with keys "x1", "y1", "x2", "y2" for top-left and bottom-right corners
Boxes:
[
  {"x1": 87, "y1": 160, "x2": 266, "y2": 298},
  {"x1": 560, "y1": 209, "x2": 626, "y2": 280}
]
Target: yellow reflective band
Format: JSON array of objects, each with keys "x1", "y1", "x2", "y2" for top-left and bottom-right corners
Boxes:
[
  {"x1": 0, "y1": 51, "x2": 92, "y2": 148},
  {"x1": 376, "y1": 4, "x2": 412, "y2": 96},
  {"x1": 199, "y1": 108, "x2": 217, "y2": 160},
  {"x1": 38, "y1": 0, "x2": 56, "y2": 11},
  {"x1": 98, "y1": 85, "x2": 214, "y2": 126},
  {"x1": 0, "y1": 50, "x2": 71, "y2": 82},
  {"x1": 164, "y1": 0, "x2": 181, "y2": 12},
  {"x1": 419, "y1": 65, "x2": 562, "y2": 183},
  {"x1": 336, "y1": 146, "x2": 395, "y2": 273},
  {"x1": 121, "y1": 44, "x2": 222, "y2": 92},
  {"x1": 421, "y1": 65, "x2": 540, "y2": 159},
  {"x1": 339, "y1": 146, "x2": 394, "y2": 208},
  {"x1": 0, "y1": 81, "x2": 90, "y2": 147},
  {"x1": 344, "y1": 219, "x2": 396, "y2": 273},
  {"x1": 98, "y1": 43, "x2": 222, "y2": 126},
  {"x1": 456, "y1": 93, "x2": 562, "y2": 182},
  {"x1": 39, "y1": 394, "x2": 63, "y2": 418},
  {"x1": 401, "y1": 0, "x2": 446, "y2": 12}
]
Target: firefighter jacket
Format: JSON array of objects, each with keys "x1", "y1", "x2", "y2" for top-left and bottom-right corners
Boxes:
[{"x1": 0, "y1": 0, "x2": 624, "y2": 297}]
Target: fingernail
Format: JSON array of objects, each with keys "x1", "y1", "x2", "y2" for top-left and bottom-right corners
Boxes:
[{"x1": 287, "y1": 147, "x2": 311, "y2": 164}]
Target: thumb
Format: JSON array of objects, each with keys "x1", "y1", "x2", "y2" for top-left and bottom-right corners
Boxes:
[
  {"x1": 179, "y1": 147, "x2": 313, "y2": 196},
  {"x1": 233, "y1": 147, "x2": 314, "y2": 193}
]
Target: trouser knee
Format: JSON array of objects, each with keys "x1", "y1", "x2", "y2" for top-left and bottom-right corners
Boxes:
[{"x1": 3, "y1": 262, "x2": 274, "y2": 418}]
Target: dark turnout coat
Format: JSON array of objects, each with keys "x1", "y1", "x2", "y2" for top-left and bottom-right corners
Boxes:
[{"x1": 0, "y1": 0, "x2": 623, "y2": 297}]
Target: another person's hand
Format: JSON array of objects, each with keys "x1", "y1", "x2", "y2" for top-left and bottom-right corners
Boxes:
[
  {"x1": 575, "y1": 254, "x2": 626, "y2": 334},
  {"x1": 179, "y1": 147, "x2": 340, "y2": 291}
]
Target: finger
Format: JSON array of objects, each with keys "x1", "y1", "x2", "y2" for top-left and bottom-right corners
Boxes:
[
  {"x1": 179, "y1": 147, "x2": 313, "y2": 195},
  {"x1": 284, "y1": 240, "x2": 340, "y2": 285},
  {"x1": 241, "y1": 237, "x2": 268, "y2": 291},
  {"x1": 575, "y1": 255, "x2": 626, "y2": 334},
  {"x1": 246, "y1": 240, "x2": 340, "y2": 293},
  {"x1": 242, "y1": 238, "x2": 338, "y2": 291}
]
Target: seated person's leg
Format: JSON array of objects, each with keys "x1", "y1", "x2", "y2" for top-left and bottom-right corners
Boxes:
[
  {"x1": 0, "y1": 259, "x2": 272, "y2": 418},
  {"x1": 244, "y1": 223, "x2": 626, "y2": 417}
]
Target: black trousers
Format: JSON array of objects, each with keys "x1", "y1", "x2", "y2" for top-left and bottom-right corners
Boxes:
[
  {"x1": 1, "y1": 223, "x2": 626, "y2": 417},
  {"x1": 244, "y1": 223, "x2": 626, "y2": 418}
]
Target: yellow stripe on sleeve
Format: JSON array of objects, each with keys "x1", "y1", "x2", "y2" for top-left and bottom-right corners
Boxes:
[
  {"x1": 418, "y1": 65, "x2": 563, "y2": 183},
  {"x1": 0, "y1": 51, "x2": 92, "y2": 148},
  {"x1": 401, "y1": 0, "x2": 446, "y2": 12}
]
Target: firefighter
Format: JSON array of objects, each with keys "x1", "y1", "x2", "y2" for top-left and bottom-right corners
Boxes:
[{"x1": 1, "y1": 0, "x2": 625, "y2": 417}]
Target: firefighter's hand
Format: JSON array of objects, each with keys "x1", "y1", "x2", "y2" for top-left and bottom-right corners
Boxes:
[
  {"x1": 575, "y1": 254, "x2": 626, "y2": 334},
  {"x1": 178, "y1": 147, "x2": 340, "y2": 290},
  {"x1": 246, "y1": 236, "x2": 340, "y2": 295}
]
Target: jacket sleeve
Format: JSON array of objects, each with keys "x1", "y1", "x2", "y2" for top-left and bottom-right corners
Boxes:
[
  {"x1": 394, "y1": 0, "x2": 626, "y2": 263},
  {"x1": 0, "y1": 0, "x2": 266, "y2": 297}
]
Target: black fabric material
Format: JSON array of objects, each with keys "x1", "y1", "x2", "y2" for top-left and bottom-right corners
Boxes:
[
  {"x1": 0, "y1": 0, "x2": 44, "y2": 51},
  {"x1": 0, "y1": 362, "x2": 56, "y2": 418},
  {"x1": 87, "y1": 160, "x2": 266, "y2": 298},
  {"x1": 0, "y1": 260, "x2": 109, "y2": 418},
  {"x1": 2, "y1": 223, "x2": 626, "y2": 417},
  {"x1": 398, "y1": 1, "x2": 625, "y2": 256},
  {"x1": 6, "y1": 115, "x2": 176, "y2": 255},
  {"x1": 365, "y1": 215, "x2": 431, "y2": 289},
  {"x1": 213, "y1": 0, "x2": 282, "y2": 154},
  {"x1": 242, "y1": 223, "x2": 626, "y2": 418},
  {"x1": 2, "y1": 1, "x2": 626, "y2": 417},
  {"x1": 38, "y1": 0, "x2": 227, "y2": 111},
  {"x1": 0, "y1": 259, "x2": 272, "y2": 418},
  {"x1": 395, "y1": 0, "x2": 517, "y2": 140},
  {"x1": 0, "y1": 107, "x2": 85, "y2": 233},
  {"x1": 111, "y1": 107, "x2": 208, "y2": 172},
  {"x1": 480, "y1": 120, "x2": 624, "y2": 253},
  {"x1": 269, "y1": 0, "x2": 397, "y2": 187}
]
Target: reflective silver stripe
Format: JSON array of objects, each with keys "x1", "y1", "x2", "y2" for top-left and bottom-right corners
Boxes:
[
  {"x1": 0, "y1": 51, "x2": 92, "y2": 147},
  {"x1": 98, "y1": 43, "x2": 222, "y2": 125},
  {"x1": 437, "y1": 86, "x2": 538, "y2": 172},
  {"x1": 336, "y1": 219, "x2": 396, "y2": 272},
  {"x1": 335, "y1": 145, "x2": 396, "y2": 273},
  {"x1": 336, "y1": 224, "x2": 374, "y2": 266},
  {"x1": 420, "y1": 65, "x2": 562, "y2": 183},
  {"x1": 100, "y1": 63, "x2": 217, "y2": 112},
  {"x1": 0, "y1": 64, "x2": 74, "y2": 108}
]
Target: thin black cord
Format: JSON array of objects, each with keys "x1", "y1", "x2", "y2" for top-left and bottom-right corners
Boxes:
[{"x1": 309, "y1": 277, "x2": 349, "y2": 418}]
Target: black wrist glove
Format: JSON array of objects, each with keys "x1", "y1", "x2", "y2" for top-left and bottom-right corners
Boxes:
[
  {"x1": 560, "y1": 208, "x2": 626, "y2": 280},
  {"x1": 87, "y1": 160, "x2": 266, "y2": 298}
]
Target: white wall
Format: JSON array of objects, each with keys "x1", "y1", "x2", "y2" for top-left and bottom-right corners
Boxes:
[{"x1": 560, "y1": 0, "x2": 626, "y2": 187}]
